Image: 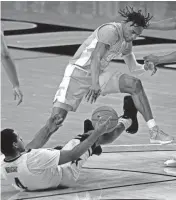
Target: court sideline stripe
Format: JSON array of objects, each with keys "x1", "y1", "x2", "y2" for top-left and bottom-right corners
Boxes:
[
  {"x1": 9, "y1": 179, "x2": 176, "y2": 200},
  {"x1": 83, "y1": 167, "x2": 176, "y2": 178}
]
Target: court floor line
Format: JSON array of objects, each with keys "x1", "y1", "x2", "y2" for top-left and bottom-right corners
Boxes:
[
  {"x1": 103, "y1": 150, "x2": 176, "y2": 153},
  {"x1": 11, "y1": 179, "x2": 176, "y2": 200},
  {"x1": 83, "y1": 167, "x2": 176, "y2": 178},
  {"x1": 14, "y1": 55, "x2": 59, "y2": 61}
]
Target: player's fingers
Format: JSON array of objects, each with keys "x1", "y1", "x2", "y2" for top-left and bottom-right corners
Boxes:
[
  {"x1": 92, "y1": 89, "x2": 101, "y2": 103},
  {"x1": 17, "y1": 98, "x2": 22, "y2": 106},
  {"x1": 91, "y1": 92, "x2": 97, "y2": 104},
  {"x1": 87, "y1": 90, "x2": 93, "y2": 102},
  {"x1": 151, "y1": 66, "x2": 157, "y2": 76},
  {"x1": 14, "y1": 92, "x2": 17, "y2": 100},
  {"x1": 85, "y1": 89, "x2": 92, "y2": 99},
  {"x1": 104, "y1": 116, "x2": 112, "y2": 126},
  {"x1": 17, "y1": 94, "x2": 23, "y2": 106},
  {"x1": 94, "y1": 92, "x2": 101, "y2": 103},
  {"x1": 56, "y1": 118, "x2": 63, "y2": 125},
  {"x1": 85, "y1": 89, "x2": 90, "y2": 100}
]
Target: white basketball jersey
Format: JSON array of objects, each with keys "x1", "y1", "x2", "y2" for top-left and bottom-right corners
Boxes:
[
  {"x1": 1, "y1": 149, "x2": 62, "y2": 191},
  {"x1": 70, "y1": 22, "x2": 131, "y2": 72}
]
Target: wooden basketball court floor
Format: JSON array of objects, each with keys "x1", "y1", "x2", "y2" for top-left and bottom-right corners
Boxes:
[{"x1": 1, "y1": 23, "x2": 176, "y2": 200}]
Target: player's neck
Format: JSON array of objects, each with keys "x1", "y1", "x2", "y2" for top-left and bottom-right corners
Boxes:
[{"x1": 4, "y1": 151, "x2": 21, "y2": 162}]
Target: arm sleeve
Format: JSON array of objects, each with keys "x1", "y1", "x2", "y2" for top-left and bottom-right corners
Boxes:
[
  {"x1": 26, "y1": 149, "x2": 61, "y2": 171},
  {"x1": 123, "y1": 52, "x2": 146, "y2": 76},
  {"x1": 97, "y1": 24, "x2": 119, "y2": 47}
]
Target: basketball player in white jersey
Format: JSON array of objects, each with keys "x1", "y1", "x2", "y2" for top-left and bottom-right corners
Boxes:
[
  {"x1": 1, "y1": 96, "x2": 137, "y2": 191},
  {"x1": 1, "y1": 31, "x2": 23, "y2": 105},
  {"x1": 37, "y1": 7, "x2": 173, "y2": 144}
]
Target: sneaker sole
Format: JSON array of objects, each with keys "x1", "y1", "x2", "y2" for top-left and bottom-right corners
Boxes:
[
  {"x1": 164, "y1": 159, "x2": 176, "y2": 167},
  {"x1": 150, "y1": 139, "x2": 174, "y2": 145}
]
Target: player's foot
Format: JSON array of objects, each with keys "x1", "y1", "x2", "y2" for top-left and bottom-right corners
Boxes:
[
  {"x1": 84, "y1": 119, "x2": 102, "y2": 156},
  {"x1": 122, "y1": 95, "x2": 138, "y2": 134},
  {"x1": 164, "y1": 158, "x2": 176, "y2": 167},
  {"x1": 149, "y1": 126, "x2": 174, "y2": 144}
]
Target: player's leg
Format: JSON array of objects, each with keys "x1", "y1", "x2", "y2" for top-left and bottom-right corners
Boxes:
[
  {"x1": 59, "y1": 130, "x2": 100, "y2": 187},
  {"x1": 119, "y1": 74, "x2": 174, "y2": 144},
  {"x1": 99, "y1": 70, "x2": 138, "y2": 134},
  {"x1": 45, "y1": 64, "x2": 91, "y2": 134}
]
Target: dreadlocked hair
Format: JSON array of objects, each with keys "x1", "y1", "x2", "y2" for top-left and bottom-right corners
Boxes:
[{"x1": 119, "y1": 6, "x2": 153, "y2": 28}]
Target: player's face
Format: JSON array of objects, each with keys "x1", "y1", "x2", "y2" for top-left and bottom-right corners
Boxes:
[
  {"x1": 14, "y1": 134, "x2": 25, "y2": 153},
  {"x1": 124, "y1": 22, "x2": 143, "y2": 42}
]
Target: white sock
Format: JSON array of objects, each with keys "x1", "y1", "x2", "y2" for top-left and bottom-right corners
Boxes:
[
  {"x1": 147, "y1": 119, "x2": 156, "y2": 129},
  {"x1": 119, "y1": 118, "x2": 132, "y2": 130}
]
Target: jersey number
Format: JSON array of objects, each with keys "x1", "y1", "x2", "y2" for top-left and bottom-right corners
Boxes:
[{"x1": 15, "y1": 177, "x2": 27, "y2": 190}]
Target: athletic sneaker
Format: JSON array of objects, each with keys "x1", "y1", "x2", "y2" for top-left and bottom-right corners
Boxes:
[
  {"x1": 122, "y1": 95, "x2": 138, "y2": 134},
  {"x1": 164, "y1": 158, "x2": 176, "y2": 167},
  {"x1": 149, "y1": 126, "x2": 174, "y2": 144}
]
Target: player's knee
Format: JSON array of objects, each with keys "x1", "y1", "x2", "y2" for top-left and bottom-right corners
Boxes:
[{"x1": 120, "y1": 75, "x2": 143, "y2": 95}]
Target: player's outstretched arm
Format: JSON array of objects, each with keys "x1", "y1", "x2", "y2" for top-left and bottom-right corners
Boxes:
[
  {"x1": 85, "y1": 42, "x2": 107, "y2": 104},
  {"x1": 123, "y1": 51, "x2": 157, "y2": 76},
  {"x1": 25, "y1": 118, "x2": 63, "y2": 150},
  {"x1": 148, "y1": 17, "x2": 176, "y2": 30},
  {"x1": 1, "y1": 32, "x2": 23, "y2": 105},
  {"x1": 144, "y1": 51, "x2": 176, "y2": 65},
  {"x1": 59, "y1": 117, "x2": 111, "y2": 165}
]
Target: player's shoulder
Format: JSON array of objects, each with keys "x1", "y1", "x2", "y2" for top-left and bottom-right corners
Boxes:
[
  {"x1": 97, "y1": 23, "x2": 120, "y2": 46},
  {"x1": 98, "y1": 23, "x2": 119, "y2": 36}
]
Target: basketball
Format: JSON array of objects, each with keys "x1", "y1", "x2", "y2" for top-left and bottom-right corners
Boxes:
[{"x1": 91, "y1": 106, "x2": 119, "y2": 133}]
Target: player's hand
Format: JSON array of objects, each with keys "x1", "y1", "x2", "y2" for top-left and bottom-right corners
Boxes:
[
  {"x1": 94, "y1": 116, "x2": 111, "y2": 136},
  {"x1": 46, "y1": 117, "x2": 63, "y2": 133},
  {"x1": 143, "y1": 54, "x2": 159, "y2": 65},
  {"x1": 144, "y1": 60, "x2": 158, "y2": 76},
  {"x1": 13, "y1": 86, "x2": 23, "y2": 105},
  {"x1": 85, "y1": 84, "x2": 101, "y2": 104}
]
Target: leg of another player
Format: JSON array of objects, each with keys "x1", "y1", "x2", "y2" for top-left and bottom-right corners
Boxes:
[
  {"x1": 119, "y1": 74, "x2": 174, "y2": 144},
  {"x1": 119, "y1": 74, "x2": 153, "y2": 123}
]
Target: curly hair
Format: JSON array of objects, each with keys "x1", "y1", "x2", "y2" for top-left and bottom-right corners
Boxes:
[{"x1": 119, "y1": 6, "x2": 153, "y2": 28}]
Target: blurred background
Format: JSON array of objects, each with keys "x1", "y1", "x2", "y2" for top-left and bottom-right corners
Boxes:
[{"x1": 1, "y1": 1, "x2": 176, "y2": 29}]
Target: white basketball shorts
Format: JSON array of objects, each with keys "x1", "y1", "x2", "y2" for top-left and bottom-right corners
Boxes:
[{"x1": 53, "y1": 64, "x2": 123, "y2": 111}]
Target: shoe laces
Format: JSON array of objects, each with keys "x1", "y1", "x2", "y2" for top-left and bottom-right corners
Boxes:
[{"x1": 152, "y1": 126, "x2": 169, "y2": 137}]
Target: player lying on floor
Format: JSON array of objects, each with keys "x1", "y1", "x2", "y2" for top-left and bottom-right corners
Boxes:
[{"x1": 1, "y1": 96, "x2": 138, "y2": 191}]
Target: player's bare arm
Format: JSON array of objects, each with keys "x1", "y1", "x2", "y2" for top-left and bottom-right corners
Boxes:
[
  {"x1": 85, "y1": 42, "x2": 108, "y2": 103},
  {"x1": 144, "y1": 51, "x2": 176, "y2": 65},
  {"x1": 1, "y1": 32, "x2": 23, "y2": 105},
  {"x1": 25, "y1": 118, "x2": 63, "y2": 150},
  {"x1": 123, "y1": 46, "x2": 157, "y2": 76},
  {"x1": 59, "y1": 117, "x2": 110, "y2": 165},
  {"x1": 148, "y1": 17, "x2": 176, "y2": 30}
]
